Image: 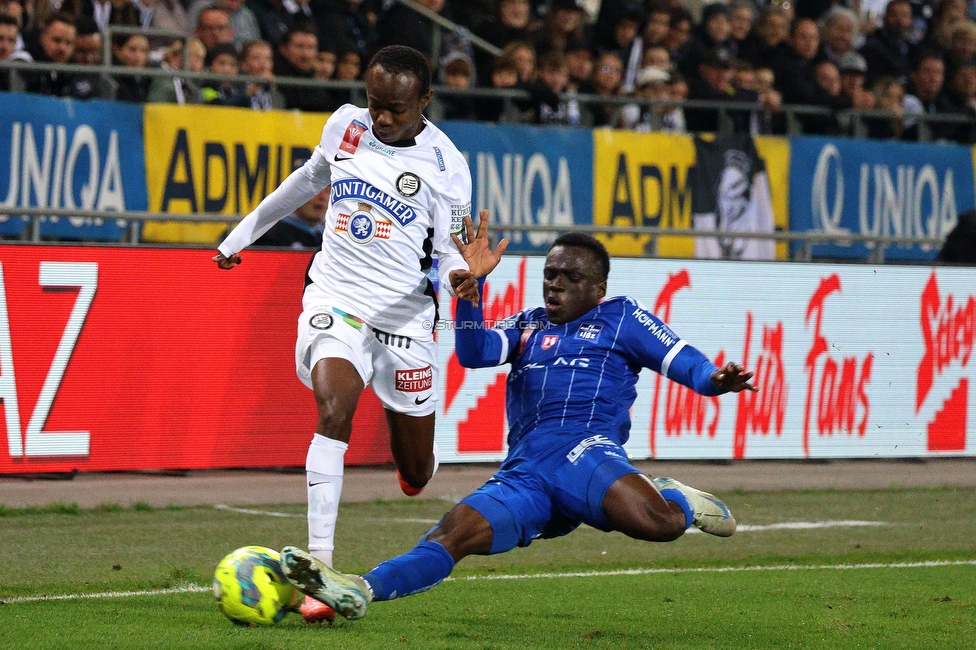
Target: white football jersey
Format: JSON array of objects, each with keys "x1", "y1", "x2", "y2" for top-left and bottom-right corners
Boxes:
[{"x1": 220, "y1": 104, "x2": 471, "y2": 337}]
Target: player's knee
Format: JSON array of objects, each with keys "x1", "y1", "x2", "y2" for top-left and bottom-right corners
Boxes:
[{"x1": 313, "y1": 392, "x2": 355, "y2": 437}]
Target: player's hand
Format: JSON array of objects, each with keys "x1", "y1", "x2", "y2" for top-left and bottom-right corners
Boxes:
[
  {"x1": 450, "y1": 269, "x2": 479, "y2": 305},
  {"x1": 452, "y1": 210, "x2": 509, "y2": 278},
  {"x1": 711, "y1": 362, "x2": 758, "y2": 393},
  {"x1": 213, "y1": 252, "x2": 242, "y2": 270}
]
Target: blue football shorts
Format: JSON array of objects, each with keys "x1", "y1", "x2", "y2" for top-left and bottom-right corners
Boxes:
[{"x1": 460, "y1": 434, "x2": 641, "y2": 554}]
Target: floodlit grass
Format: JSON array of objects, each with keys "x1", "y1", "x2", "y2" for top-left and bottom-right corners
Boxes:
[{"x1": 1, "y1": 488, "x2": 974, "y2": 649}]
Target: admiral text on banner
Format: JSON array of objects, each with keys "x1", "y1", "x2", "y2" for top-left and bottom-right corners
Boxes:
[
  {"x1": 142, "y1": 104, "x2": 329, "y2": 243},
  {"x1": 592, "y1": 130, "x2": 789, "y2": 258},
  {"x1": 789, "y1": 135, "x2": 973, "y2": 260},
  {"x1": 0, "y1": 92, "x2": 147, "y2": 241}
]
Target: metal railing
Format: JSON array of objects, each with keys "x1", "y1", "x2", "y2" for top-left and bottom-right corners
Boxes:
[
  {"x1": 3, "y1": 57, "x2": 974, "y2": 141},
  {"x1": 0, "y1": 206, "x2": 948, "y2": 264}
]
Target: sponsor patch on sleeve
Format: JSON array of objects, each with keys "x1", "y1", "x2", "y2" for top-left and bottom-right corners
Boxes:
[{"x1": 450, "y1": 203, "x2": 471, "y2": 234}]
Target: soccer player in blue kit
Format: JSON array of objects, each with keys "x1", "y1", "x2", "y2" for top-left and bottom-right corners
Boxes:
[{"x1": 280, "y1": 219, "x2": 758, "y2": 620}]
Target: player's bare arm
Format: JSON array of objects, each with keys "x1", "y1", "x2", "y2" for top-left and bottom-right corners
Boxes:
[
  {"x1": 711, "y1": 361, "x2": 758, "y2": 392},
  {"x1": 213, "y1": 252, "x2": 243, "y2": 270}
]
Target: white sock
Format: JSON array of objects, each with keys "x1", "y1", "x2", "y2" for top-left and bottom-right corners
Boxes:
[
  {"x1": 431, "y1": 440, "x2": 440, "y2": 478},
  {"x1": 306, "y1": 434, "x2": 347, "y2": 568}
]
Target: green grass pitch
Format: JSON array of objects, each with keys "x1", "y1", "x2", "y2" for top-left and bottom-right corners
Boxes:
[{"x1": 1, "y1": 487, "x2": 974, "y2": 649}]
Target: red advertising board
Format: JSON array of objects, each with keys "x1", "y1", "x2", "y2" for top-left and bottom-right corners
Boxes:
[{"x1": 0, "y1": 245, "x2": 391, "y2": 475}]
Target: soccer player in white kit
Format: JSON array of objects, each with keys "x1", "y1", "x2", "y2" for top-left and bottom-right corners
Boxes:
[{"x1": 213, "y1": 45, "x2": 505, "y2": 622}]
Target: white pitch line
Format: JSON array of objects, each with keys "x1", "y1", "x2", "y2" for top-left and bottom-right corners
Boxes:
[
  {"x1": 211, "y1": 507, "x2": 888, "y2": 533},
  {"x1": 213, "y1": 504, "x2": 439, "y2": 524},
  {"x1": 4, "y1": 560, "x2": 975, "y2": 605},
  {"x1": 1, "y1": 583, "x2": 210, "y2": 604}
]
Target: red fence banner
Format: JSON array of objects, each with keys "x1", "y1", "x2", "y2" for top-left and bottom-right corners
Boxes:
[{"x1": 0, "y1": 245, "x2": 390, "y2": 475}]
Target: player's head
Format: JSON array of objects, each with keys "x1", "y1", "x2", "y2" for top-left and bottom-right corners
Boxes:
[
  {"x1": 544, "y1": 233, "x2": 609, "y2": 324},
  {"x1": 364, "y1": 45, "x2": 433, "y2": 145}
]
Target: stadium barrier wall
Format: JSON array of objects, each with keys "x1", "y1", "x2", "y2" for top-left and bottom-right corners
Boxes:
[
  {"x1": 0, "y1": 246, "x2": 972, "y2": 475},
  {"x1": 2, "y1": 93, "x2": 975, "y2": 260}
]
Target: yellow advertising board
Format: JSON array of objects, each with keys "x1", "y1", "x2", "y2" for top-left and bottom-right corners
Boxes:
[
  {"x1": 592, "y1": 130, "x2": 790, "y2": 258},
  {"x1": 142, "y1": 105, "x2": 330, "y2": 243}
]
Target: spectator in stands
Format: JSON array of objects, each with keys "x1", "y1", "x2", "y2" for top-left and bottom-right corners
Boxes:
[
  {"x1": 188, "y1": 0, "x2": 259, "y2": 51},
  {"x1": 903, "y1": 49, "x2": 946, "y2": 139},
  {"x1": 819, "y1": 6, "x2": 860, "y2": 65},
  {"x1": 311, "y1": 0, "x2": 377, "y2": 60},
  {"x1": 613, "y1": 64, "x2": 672, "y2": 131},
  {"x1": 729, "y1": 1, "x2": 756, "y2": 52},
  {"x1": 666, "y1": 70, "x2": 688, "y2": 132},
  {"x1": 334, "y1": 44, "x2": 361, "y2": 82},
  {"x1": 678, "y1": 4, "x2": 735, "y2": 79},
  {"x1": 607, "y1": 8, "x2": 646, "y2": 92},
  {"x1": 641, "y1": 2, "x2": 671, "y2": 49},
  {"x1": 475, "y1": 0, "x2": 540, "y2": 85},
  {"x1": 195, "y1": 6, "x2": 234, "y2": 52},
  {"x1": 67, "y1": 15, "x2": 114, "y2": 98},
  {"x1": 685, "y1": 46, "x2": 775, "y2": 134},
  {"x1": 790, "y1": 17, "x2": 822, "y2": 64},
  {"x1": 111, "y1": 31, "x2": 151, "y2": 102},
  {"x1": 374, "y1": 0, "x2": 468, "y2": 74},
  {"x1": 439, "y1": 55, "x2": 478, "y2": 120},
  {"x1": 501, "y1": 39, "x2": 537, "y2": 84},
  {"x1": 147, "y1": 37, "x2": 205, "y2": 104},
  {"x1": 663, "y1": 7, "x2": 693, "y2": 63},
  {"x1": 522, "y1": 50, "x2": 582, "y2": 125},
  {"x1": 860, "y1": 0, "x2": 915, "y2": 85},
  {"x1": 137, "y1": 0, "x2": 188, "y2": 60},
  {"x1": 641, "y1": 44, "x2": 670, "y2": 71},
  {"x1": 866, "y1": 75, "x2": 908, "y2": 138},
  {"x1": 200, "y1": 41, "x2": 248, "y2": 105},
  {"x1": 0, "y1": 14, "x2": 18, "y2": 63},
  {"x1": 239, "y1": 39, "x2": 285, "y2": 110},
  {"x1": 77, "y1": 0, "x2": 140, "y2": 33},
  {"x1": 738, "y1": 6, "x2": 791, "y2": 68},
  {"x1": 935, "y1": 60, "x2": 976, "y2": 142},
  {"x1": 535, "y1": 0, "x2": 589, "y2": 57},
  {"x1": 924, "y1": 0, "x2": 966, "y2": 52},
  {"x1": 582, "y1": 49, "x2": 624, "y2": 127},
  {"x1": 252, "y1": 0, "x2": 309, "y2": 47},
  {"x1": 475, "y1": 54, "x2": 520, "y2": 121},
  {"x1": 945, "y1": 21, "x2": 976, "y2": 81},
  {"x1": 814, "y1": 59, "x2": 843, "y2": 98},
  {"x1": 838, "y1": 51, "x2": 876, "y2": 109},
  {"x1": 312, "y1": 45, "x2": 336, "y2": 80},
  {"x1": 24, "y1": 12, "x2": 76, "y2": 96},
  {"x1": 274, "y1": 23, "x2": 333, "y2": 111},
  {"x1": 565, "y1": 35, "x2": 595, "y2": 89},
  {"x1": 253, "y1": 186, "x2": 330, "y2": 249}
]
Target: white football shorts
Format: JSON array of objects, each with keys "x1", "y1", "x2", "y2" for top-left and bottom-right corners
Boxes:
[{"x1": 295, "y1": 306, "x2": 438, "y2": 417}]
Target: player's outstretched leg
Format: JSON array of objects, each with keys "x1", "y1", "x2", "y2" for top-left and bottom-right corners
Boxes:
[
  {"x1": 281, "y1": 546, "x2": 373, "y2": 620},
  {"x1": 652, "y1": 477, "x2": 737, "y2": 537}
]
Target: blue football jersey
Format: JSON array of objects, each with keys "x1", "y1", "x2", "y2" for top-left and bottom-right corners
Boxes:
[{"x1": 455, "y1": 295, "x2": 723, "y2": 451}]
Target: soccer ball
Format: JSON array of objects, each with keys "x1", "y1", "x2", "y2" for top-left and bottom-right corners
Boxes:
[{"x1": 212, "y1": 546, "x2": 302, "y2": 626}]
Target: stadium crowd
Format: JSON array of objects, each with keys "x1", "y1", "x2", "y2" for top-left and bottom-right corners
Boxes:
[{"x1": 2, "y1": 0, "x2": 976, "y2": 140}]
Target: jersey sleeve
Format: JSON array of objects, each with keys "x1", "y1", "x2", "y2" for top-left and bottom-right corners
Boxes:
[
  {"x1": 434, "y1": 148, "x2": 471, "y2": 296},
  {"x1": 618, "y1": 300, "x2": 724, "y2": 396},
  {"x1": 454, "y1": 279, "x2": 523, "y2": 368},
  {"x1": 217, "y1": 138, "x2": 332, "y2": 257}
]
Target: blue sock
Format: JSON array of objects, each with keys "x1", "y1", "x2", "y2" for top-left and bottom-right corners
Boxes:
[
  {"x1": 659, "y1": 487, "x2": 694, "y2": 529},
  {"x1": 363, "y1": 541, "x2": 455, "y2": 601}
]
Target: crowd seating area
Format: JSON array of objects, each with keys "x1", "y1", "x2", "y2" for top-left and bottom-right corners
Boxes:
[{"x1": 2, "y1": 0, "x2": 976, "y2": 140}]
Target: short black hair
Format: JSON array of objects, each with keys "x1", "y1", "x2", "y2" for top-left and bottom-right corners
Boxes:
[
  {"x1": 550, "y1": 233, "x2": 610, "y2": 280},
  {"x1": 367, "y1": 45, "x2": 431, "y2": 97}
]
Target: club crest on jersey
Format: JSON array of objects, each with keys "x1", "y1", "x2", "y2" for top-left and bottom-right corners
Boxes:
[
  {"x1": 335, "y1": 202, "x2": 391, "y2": 244},
  {"x1": 576, "y1": 323, "x2": 603, "y2": 341},
  {"x1": 310, "y1": 313, "x2": 334, "y2": 330},
  {"x1": 542, "y1": 334, "x2": 559, "y2": 350},
  {"x1": 339, "y1": 119, "x2": 368, "y2": 154},
  {"x1": 396, "y1": 172, "x2": 421, "y2": 197}
]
